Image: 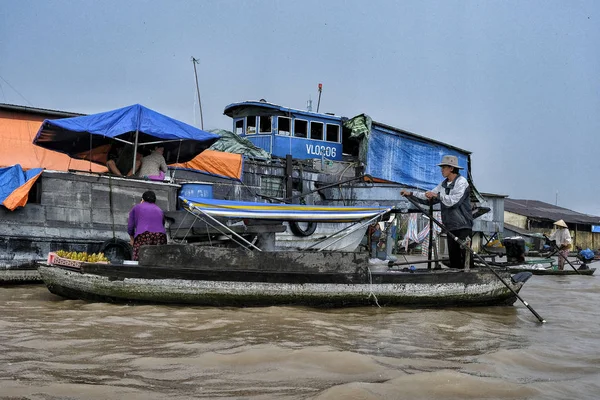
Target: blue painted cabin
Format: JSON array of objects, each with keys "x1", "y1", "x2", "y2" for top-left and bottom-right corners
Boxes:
[{"x1": 224, "y1": 100, "x2": 344, "y2": 161}]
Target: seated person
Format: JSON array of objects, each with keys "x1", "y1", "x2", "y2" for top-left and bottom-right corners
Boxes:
[
  {"x1": 106, "y1": 144, "x2": 142, "y2": 177},
  {"x1": 137, "y1": 146, "x2": 168, "y2": 181}
]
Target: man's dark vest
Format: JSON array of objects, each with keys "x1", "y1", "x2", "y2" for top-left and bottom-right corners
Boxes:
[{"x1": 440, "y1": 175, "x2": 473, "y2": 231}]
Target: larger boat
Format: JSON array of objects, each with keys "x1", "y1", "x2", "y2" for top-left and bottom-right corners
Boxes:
[{"x1": 1, "y1": 100, "x2": 492, "y2": 283}]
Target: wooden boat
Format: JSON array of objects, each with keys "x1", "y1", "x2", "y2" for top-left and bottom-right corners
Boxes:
[
  {"x1": 0, "y1": 264, "x2": 42, "y2": 284},
  {"x1": 505, "y1": 266, "x2": 595, "y2": 276},
  {"x1": 38, "y1": 244, "x2": 532, "y2": 307},
  {"x1": 484, "y1": 257, "x2": 597, "y2": 276}
]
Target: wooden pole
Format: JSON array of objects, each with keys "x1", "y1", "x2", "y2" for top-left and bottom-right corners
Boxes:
[
  {"x1": 427, "y1": 202, "x2": 434, "y2": 269},
  {"x1": 404, "y1": 194, "x2": 546, "y2": 323},
  {"x1": 191, "y1": 57, "x2": 204, "y2": 130}
]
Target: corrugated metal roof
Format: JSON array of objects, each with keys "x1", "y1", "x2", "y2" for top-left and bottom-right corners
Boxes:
[
  {"x1": 0, "y1": 103, "x2": 84, "y2": 118},
  {"x1": 480, "y1": 192, "x2": 508, "y2": 198},
  {"x1": 504, "y1": 222, "x2": 540, "y2": 237},
  {"x1": 505, "y1": 198, "x2": 600, "y2": 225}
]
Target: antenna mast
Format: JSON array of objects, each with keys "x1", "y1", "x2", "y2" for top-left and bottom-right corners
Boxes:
[
  {"x1": 316, "y1": 83, "x2": 323, "y2": 113},
  {"x1": 191, "y1": 56, "x2": 204, "y2": 129}
]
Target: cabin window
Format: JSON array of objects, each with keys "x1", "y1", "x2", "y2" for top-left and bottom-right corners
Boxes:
[
  {"x1": 235, "y1": 119, "x2": 244, "y2": 135},
  {"x1": 246, "y1": 116, "x2": 257, "y2": 134},
  {"x1": 278, "y1": 117, "x2": 291, "y2": 136},
  {"x1": 310, "y1": 122, "x2": 324, "y2": 141},
  {"x1": 261, "y1": 176, "x2": 284, "y2": 198},
  {"x1": 294, "y1": 119, "x2": 308, "y2": 138},
  {"x1": 258, "y1": 116, "x2": 272, "y2": 134},
  {"x1": 326, "y1": 124, "x2": 340, "y2": 142}
]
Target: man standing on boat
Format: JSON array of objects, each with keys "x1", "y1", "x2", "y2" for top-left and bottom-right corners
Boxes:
[
  {"x1": 548, "y1": 219, "x2": 572, "y2": 270},
  {"x1": 400, "y1": 155, "x2": 473, "y2": 269}
]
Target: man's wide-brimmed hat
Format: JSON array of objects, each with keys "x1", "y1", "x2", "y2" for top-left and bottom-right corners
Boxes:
[
  {"x1": 437, "y1": 155, "x2": 463, "y2": 169},
  {"x1": 554, "y1": 219, "x2": 568, "y2": 228}
]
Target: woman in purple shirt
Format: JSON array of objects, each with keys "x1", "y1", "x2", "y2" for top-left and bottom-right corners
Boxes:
[{"x1": 128, "y1": 190, "x2": 167, "y2": 261}]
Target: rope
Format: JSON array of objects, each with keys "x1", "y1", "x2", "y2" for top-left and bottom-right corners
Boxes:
[
  {"x1": 337, "y1": 162, "x2": 358, "y2": 206},
  {"x1": 366, "y1": 266, "x2": 381, "y2": 308}
]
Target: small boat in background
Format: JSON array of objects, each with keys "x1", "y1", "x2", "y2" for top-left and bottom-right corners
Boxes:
[{"x1": 504, "y1": 265, "x2": 595, "y2": 276}]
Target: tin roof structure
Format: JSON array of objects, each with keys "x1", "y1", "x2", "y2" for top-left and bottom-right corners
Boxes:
[
  {"x1": 504, "y1": 198, "x2": 600, "y2": 226},
  {"x1": 0, "y1": 103, "x2": 84, "y2": 118}
]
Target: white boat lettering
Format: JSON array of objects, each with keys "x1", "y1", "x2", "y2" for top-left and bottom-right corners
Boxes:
[{"x1": 306, "y1": 144, "x2": 336, "y2": 158}]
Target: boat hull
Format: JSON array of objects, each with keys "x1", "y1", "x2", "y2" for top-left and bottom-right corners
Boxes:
[
  {"x1": 0, "y1": 267, "x2": 42, "y2": 284},
  {"x1": 507, "y1": 267, "x2": 595, "y2": 276},
  {"x1": 38, "y1": 247, "x2": 527, "y2": 307}
]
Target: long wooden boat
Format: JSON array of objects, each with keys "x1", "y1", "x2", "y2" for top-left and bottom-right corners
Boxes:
[
  {"x1": 38, "y1": 244, "x2": 532, "y2": 307},
  {"x1": 505, "y1": 266, "x2": 595, "y2": 276},
  {"x1": 484, "y1": 258, "x2": 596, "y2": 276},
  {"x1": 0, "y1": 264, "x2": 42, "y2": 284}
]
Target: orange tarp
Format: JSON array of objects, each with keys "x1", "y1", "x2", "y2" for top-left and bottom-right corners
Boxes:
[
  {"x1": 172, "y1": 149, "x2": 242, "y2": 180},
  {"x1": 0, "y1": 110, "x2": 108, "y2": 172},
  {"x1": 2, "y1": 169, "x2": 43, "y2": 211}
]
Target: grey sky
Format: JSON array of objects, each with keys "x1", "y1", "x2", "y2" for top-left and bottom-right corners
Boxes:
[{"x1": 1, "y1": 0, "x2": 598, "y2": 215}]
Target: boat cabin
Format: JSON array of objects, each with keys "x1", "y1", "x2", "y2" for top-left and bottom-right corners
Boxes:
[{"x1": 224, "y1": 100, "x2": 344, "y2": 161}]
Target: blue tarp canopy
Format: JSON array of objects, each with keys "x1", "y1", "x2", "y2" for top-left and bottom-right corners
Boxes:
[{"x1": 33, "y1": 104, "x2": 220, "y2": 165}]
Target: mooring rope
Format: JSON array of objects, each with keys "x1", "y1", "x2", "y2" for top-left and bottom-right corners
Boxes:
[{"x1": 366, "y1": 266, "x2": 381, "y2": 308}]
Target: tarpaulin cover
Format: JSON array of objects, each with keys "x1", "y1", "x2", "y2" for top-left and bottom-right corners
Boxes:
[
  {"x1": 172, "y1": 149, "x2": 243, "y2": 180},
  {"x1": 0, "y1": 164, "x2": 43, "y2": 211},
  {"x1": 365, "y1": 126, "x2": 469, "y2": 189},
  {"x1": 0, "y1": 108, "x2": 239, "y2": 179},
  {"x1": 343, "y1": 114, "x2": 372, "y2": 164},
  {"x1": 344, "y1": 114, "x2": 470, "y2": 189},
  {"x1": 0, "y1": 110, "x2": 107, "y2": 172},
  {"x1": 208, "y1": 129, "x2": 271, "y2": 159},
  {"x1": 33, "y1": 104, "x2": 220, "y2": 165}
]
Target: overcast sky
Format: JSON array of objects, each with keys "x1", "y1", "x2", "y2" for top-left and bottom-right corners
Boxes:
[{"x1": 1, "y1": 0, "x2": 599, "y2": 215}]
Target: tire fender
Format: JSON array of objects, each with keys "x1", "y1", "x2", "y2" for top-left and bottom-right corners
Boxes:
[
  {"x1": 100, "y1": 239, "x2": 133, "y2": 262},
  {"x1": 288, "y1": 221, "x2": 318, "y2": 236}
]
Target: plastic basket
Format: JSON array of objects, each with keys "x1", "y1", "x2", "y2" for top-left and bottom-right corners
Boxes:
[{"x1": 47, "y1": 252, "x2": 83, "y2": 268}]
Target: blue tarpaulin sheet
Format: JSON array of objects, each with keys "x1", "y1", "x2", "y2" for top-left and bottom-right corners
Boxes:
[
  {"x1": 0, "y1": 165, "x2": 43, "y2": 210},
  {"x1": 364, "y1": 125, "x2": 470, "y2": 189},
  {"x1": 32, "y1": 104, "x2": 220, "y2": 164}
]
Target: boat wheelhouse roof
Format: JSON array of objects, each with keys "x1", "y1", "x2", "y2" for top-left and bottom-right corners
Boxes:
[{"x1": 224, "y1": 100, "x2": 342, "y2": 122}]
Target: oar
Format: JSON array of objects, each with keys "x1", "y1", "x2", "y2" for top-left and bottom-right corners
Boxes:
[
  {"x1": 403, "y1": 194, "x2": 546, "y2": 324},
  {"x1": 543, "y1": 234, "x2": 581, "y2": 275}
]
